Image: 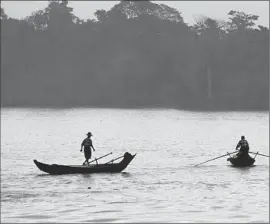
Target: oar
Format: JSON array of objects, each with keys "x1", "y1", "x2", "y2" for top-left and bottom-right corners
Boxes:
[
  {"x1": 104, "y1": 155, "x2": 124, "y2": 164},
  {"x1": 194, "y1": 151, "x2": 238, "y2": 167},
  {"x1": 89, "y1": 152, "x2": 113, "y2": 164},
  {"x1": 249, "y1": 151, "x2": 269, "y2": 158}
]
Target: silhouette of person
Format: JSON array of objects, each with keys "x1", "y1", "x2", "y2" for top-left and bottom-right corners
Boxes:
[
  {"x1": 80, "y1": 132, "x2": 95, "y2": 165},
  {"x1": 235, "y1": 135, "x2": 250, "y2": 157}
]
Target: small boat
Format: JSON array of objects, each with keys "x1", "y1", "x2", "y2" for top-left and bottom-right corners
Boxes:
[
  {"x1": 34, "y1": 152, "x2": 136, "y2": 175},
  {"x1": 227, "y1": 153, "x2": 255, "y2": 167}
]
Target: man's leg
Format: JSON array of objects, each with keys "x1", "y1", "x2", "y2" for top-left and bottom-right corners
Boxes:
[
  {"x1": 83, "y1": 148, "x2": 89, "y2": 165},
  {"x1": 88, "y1": 150, "x2": 92, "y2": 166},
  {"x1": 83, "y1": 158, "x2": 88, "y2": 165}
]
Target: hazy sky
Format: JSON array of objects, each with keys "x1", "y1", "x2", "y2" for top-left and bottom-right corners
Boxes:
[{"x1": 2, "y1": 1, "x2": 269, "y2": 27}]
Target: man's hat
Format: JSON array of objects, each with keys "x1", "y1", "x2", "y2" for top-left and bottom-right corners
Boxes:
[{"x1": 86, "y1": 132, "x2": 92, "y2": 136}]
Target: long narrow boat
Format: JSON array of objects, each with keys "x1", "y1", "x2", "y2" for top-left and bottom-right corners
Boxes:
[
  {"x1": 34, "y1": 152, "x2": 136, "y2": 175},
  {"x1": 227, "y1": 153, "x2": 255, "y2": 167}
]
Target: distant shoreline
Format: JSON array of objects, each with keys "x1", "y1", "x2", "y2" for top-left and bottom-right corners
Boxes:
[
  {"x1": 1, "y1": 2, "x2": 269, "y2": 113},
  {"x1": 1, "y1": 105, "x2": 268, "y2": 112}
]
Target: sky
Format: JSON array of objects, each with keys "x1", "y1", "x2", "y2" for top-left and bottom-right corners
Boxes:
[{"x1": 1, "y1": 1, "x2": 269, "y2": 27}]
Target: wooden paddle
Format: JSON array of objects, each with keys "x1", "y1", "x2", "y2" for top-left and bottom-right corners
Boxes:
[
  {"x1": 88, "y1": 152, "x2": 113, "y2": 164},
  {"x1": 249, "y1": 151, "x2": 269, "y2": 158},
  {"x1": 104, "y1": 155, "x2": 124, "y2": 164},
  {"x1": 194, "y1": 151, "x2": 238, "y2": 167}
]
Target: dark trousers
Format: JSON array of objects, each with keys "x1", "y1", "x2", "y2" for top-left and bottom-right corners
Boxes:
[{"x1": 84, "y1": 147, "x2": 92, "y2": 160}]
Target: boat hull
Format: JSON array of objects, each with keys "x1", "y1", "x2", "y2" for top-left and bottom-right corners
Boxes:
[
  {"x1": 34, "y1": 152, "x2": 136, "y2": 175},
  {"x1": 227, "y1": 154, "x2": 255, "y2": 167}
]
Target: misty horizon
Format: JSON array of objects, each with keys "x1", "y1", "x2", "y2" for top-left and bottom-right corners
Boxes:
[{"x1": 1, "y1": 1, "x2": 269, "y2": 111}]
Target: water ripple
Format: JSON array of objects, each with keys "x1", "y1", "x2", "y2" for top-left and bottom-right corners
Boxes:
[{"x1": 1, "y1": 108, "x2": 269, "y2": 223}]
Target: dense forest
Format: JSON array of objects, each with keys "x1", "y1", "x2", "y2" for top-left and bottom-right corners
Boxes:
[{"x1": 1, "y1": 0, "x2": 269, "y2": 110}]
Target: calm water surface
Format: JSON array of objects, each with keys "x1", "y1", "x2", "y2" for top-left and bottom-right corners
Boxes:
[{"x1": 1, "y1": 108, "x2": 269, "y2": 223}]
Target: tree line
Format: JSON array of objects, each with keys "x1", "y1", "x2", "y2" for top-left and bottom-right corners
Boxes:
[{"x1": 1, "y1": 0, "x2": 269, "y2": 110}]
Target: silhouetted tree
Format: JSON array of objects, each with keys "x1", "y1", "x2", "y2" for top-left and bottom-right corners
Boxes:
[
  {"x1": 1, "y1": 7, "x2": 8, "y2": 20},
  {"x1": 227, "y1": 10, "x2": 259, "y2": 31},
  {"x1": 1, "y1": 2, "x2": 268, "y2": 110}
]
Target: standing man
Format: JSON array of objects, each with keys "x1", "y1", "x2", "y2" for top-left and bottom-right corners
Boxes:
[{"x1": 80, "y1": 132, "x2": 95, "y2": 165}]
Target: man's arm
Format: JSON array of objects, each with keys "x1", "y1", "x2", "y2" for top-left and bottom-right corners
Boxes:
[
  {"x1": 235, "y1": 141, "x2": 240, "y2": 150},
  {"x1": 91, "y1": 140, "x2": 95, "y2": 152},
  {"x1": 91, "y1": 145, "x2": 95, "y2": 152},
  {"x1": 80, "y1": 140, "x2": 85, "y2": 152}
]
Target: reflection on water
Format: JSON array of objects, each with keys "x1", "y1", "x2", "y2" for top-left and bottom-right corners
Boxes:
[
  {"x1": 1, "y1": 108, "x2": 269, "y2": 223},
  {"x1": 120, "y1": 172, "x2": 132, "y2": 178}
]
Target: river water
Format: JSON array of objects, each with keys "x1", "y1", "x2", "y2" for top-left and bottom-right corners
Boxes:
[{"x1": 1, "y1": 108, "x2": 269, "y2": 223}]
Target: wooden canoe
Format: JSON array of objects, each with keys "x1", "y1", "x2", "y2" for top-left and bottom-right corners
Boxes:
[
  {"x1": 227, "y1": 153, "x2": 255, "y2": 167},
  {"x1": 34, "y1": 152, "x2": 136, "y2": 175}
]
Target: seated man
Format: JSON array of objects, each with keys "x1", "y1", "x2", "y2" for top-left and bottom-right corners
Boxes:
[{"x1": 235, "y1": 135, "x2": 250, "y2": 157}]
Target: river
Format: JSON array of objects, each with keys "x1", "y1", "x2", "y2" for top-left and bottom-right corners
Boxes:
[{"x1": 1, "y1": 108, "x2": 269, "y2": 222}]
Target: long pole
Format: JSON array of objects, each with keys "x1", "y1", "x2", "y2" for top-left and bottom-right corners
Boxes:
[
  {"x1": 89, "y1": 152, "x2": 113, "y2": 164},
  {"x1": 104, "y1": 155, "x2": 124, "y2": 164},
  {"x1": 249, "y1": 151, "x2": 269, "y2": 158},
  {"x1": 194, "y1": 151, "x2": 238, "y2": 167}
]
